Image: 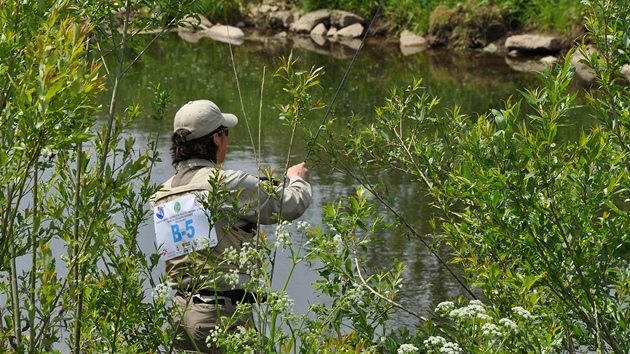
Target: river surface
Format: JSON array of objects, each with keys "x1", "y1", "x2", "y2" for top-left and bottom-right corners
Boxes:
[{"x1": 104, "y1": 32, "x2": 593, "y2": 330}]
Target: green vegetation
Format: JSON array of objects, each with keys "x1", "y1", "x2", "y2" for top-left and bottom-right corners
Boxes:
[
  {"x1": 317, "y1": 0, "x2": 630, "y2": 351},
  {"x1": 1, "y1": 0, "x2": 628, "y2": 353}
]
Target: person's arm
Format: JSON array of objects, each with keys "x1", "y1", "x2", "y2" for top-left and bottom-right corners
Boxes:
[{"x1": 223, "y1": 163, "x2": 312, "y2": 224}]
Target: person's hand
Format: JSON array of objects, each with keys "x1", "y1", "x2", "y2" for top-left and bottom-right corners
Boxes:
[{"x1": 286, "y1": 162, "x2": 309, "y2": 181}]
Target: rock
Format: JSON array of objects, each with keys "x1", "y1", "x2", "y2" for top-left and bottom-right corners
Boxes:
[
  {"x1": 289, "y1": 9, "x2": 331, "y2": 34},
  {"x1": 327, "y1": 27, "x2": 338, "y2": 37},
  {"x1": 206, "y1": 25, "x2": 245, "y2": 45},
  {"x1": 177, "y1": 31, "x2": 205, "y2": 43},
  {"x1": 505, "y1": 57, "x2": 547, "y2": 72},
  {"x1": 335, "y1": 23, "x2": 364, "y2": 38},
  {"x1": 311, "y1": 23, "x2": 327, "y2": 36},
  {"x1": 399, "y1": 29, "x2": 429, "y2": 56},
  {"x1": 508, "y1": 49, "x2": 520, "y2": 57},
  {"x1": 269, "y1": 10, "x2": 297, "y2": 29},
  {"x1": 339, "y1": 38, "x2": 362, "y2": 51},
  {"x1": 310, "y1": 33, "x2": 327, "y2": 46},
  {"x1": 540, "y1": 56, "x2": 557, "y2": 67},
  {"x1": 622, "y1": 64, "x2": 630, "y2": 81},
  {"x1": 483, "y1": 43, "x2": 498, "y2": 53},
  {"x1": 505, "y1": 34, "x2": 562, "y2": 55},
  {"x1": 330, "y1": 10, "x2": 364, "y2": 28},
  {"x1": 259, "y1": 4, "x2": 277, "y2": 13},
  {"x1": 292, "y1": 36, "x2": 329, "y2": 55}
]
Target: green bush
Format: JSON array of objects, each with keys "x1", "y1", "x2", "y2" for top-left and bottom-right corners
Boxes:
[{"x1": 320, "y1": 0, "x2": 630, "y2": 351}]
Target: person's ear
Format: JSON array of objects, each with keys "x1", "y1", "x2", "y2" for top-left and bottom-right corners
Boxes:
[{"x1": 212, "y1": 133, "x2": 221, "y2": 146}]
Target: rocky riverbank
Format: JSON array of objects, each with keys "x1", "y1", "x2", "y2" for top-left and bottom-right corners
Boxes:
[{"x1": 117, "y1": 3, "x2": 630, "y2": 84}]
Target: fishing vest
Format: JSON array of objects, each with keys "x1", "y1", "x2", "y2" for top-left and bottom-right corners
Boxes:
[{"x1": 152, "y1": 164, "x2": 256, "y2": 291}]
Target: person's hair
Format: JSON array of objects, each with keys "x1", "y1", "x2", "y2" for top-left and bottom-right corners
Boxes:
[{"x1": 170, "y1": 125, "x2": 227, "y2": 166}]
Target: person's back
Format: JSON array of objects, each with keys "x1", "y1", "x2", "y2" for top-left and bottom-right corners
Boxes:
[{"x1": 151, "y1": 99, "x2": 312, "y2": 353}]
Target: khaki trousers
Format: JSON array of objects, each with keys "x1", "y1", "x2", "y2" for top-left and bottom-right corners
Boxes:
[{"x1": 172, "y1": 293, "x2": 252, "y2": 353}]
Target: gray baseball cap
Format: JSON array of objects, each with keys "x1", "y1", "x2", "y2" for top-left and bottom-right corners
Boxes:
[{"x1": 173, "y1": 100, "x2": 238, "y2": 141}]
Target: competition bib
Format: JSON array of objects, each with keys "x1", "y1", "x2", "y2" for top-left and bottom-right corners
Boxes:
[{"x1": 153, "y1": 193, "x2": 217, "y2": 261}]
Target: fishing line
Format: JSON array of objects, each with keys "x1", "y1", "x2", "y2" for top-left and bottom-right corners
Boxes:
[{"x1": 303, "y1": 4, "x2": 382, "y2": 163}]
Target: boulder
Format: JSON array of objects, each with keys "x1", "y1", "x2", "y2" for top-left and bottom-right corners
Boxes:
[
  {"x1": 335, "y1": 23, "x2": 364, "y2": 38},
  {"x1": 505, "y1": 34, "x2": 562, "y2": 55},
  {"x1": 621, "y1": 64, "x2": 630, "y2": 81},
  {"x1": 177, "y1": 31, "x2": 206, "y2": 43},
  {"x1": 292, "y1": 36, "x2": 329, "y2": 55},
  {"x1": 289, "y1": 9, "x2": 331, "y2": 34},
  {"x1": 310, "y1": 23, "x2": 327, "y2": 36},
  {"x1": 269, "y1": 10, "x2": 298, "y2": 29},
  {"x1": 310, "y1": 32, "x2": 327, "y2": 46},
  {"x1": 540, "y1": 56, "x2": 558, "y2": 66},
  {"x1": 400, "y1": 29, "x2": 429, "y2": 55},
  {"x1": 339, "y1": 38, "x2": 362, "y2": 51},
  {"x1": 206, "y1": 25, "x2": 245, "y2": 45},
  {"x1": 505, "y1": 57, "x2": 547, "y2": 72},
  {"x1": 330, "y1": 10, "x2": 364, "y2": 28}
]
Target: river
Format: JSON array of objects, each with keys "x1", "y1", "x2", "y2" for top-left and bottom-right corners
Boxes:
[{"x1": 104, "y1": 32, "x2": 593, "y2": 330}]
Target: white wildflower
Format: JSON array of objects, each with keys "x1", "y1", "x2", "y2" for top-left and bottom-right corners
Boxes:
[
  {"x1": 274, "y1": 220, "x2": 293, "y2": 250},
  {"x1": 435, "y1": 301, "x2": 455, "y2": 315},
  {"x1": 398, "y1": 343, "x2": 419, "y2": 354},
  {"x1": 499, "y1": 318, "x2": 519, "y2": 332},
  {"x1": 267, "y1": 291, "x2": 294, "y2": 313},
  {"x1": 345, "y1": 282, "x2": 365, "y2": 306},
  {"x1": 449, "y1": 299, "x2": 487, "y2": 320},
  {"x1": 512, "y1": 306, "x2": 532, "y2": 319},
  {"x1": 467, "y1": 299, "x2": 486, "y2": 314},
  {"x1": 481, "y1": 323, "x2": 502, "y2": 337},
  {"x1": 297, "y1": 220, "x2": 310, "y2": 231},
  {"x1": 476, "y1": 313, "x2": 493, "y2": 321},
  {"x1": 423, "y1": 336, "x2": 447, "y2": 347},
  {"x1": 223, "y1": 269, "x2": 240, "y2": 287},
  {"x1": 223, "y1": 247, "x2": 238, "y2": 263},
  {"x1": 152, "y1": 282, "x2": 171, "y2": 303},
  {"x1": 439, "y1": 342, "x2": 462, "y2": 354}
]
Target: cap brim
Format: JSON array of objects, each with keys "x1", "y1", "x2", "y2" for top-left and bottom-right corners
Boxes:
[{"x1": 223, "y1": 113, "x2": 238, "y2": 127}]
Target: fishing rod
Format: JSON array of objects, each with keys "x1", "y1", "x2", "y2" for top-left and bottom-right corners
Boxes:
[{"x1": 303, "y1": 4, "x2": 382, "y2": 163}]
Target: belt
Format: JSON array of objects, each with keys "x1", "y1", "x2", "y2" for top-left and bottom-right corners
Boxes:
[{"x1": 177, "y1": 288, "x2": 261, "y2": 304}]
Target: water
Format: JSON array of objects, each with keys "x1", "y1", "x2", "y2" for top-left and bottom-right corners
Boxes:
[{"x1": 102, "y1": 32, "x2": 593, "y2": 329}]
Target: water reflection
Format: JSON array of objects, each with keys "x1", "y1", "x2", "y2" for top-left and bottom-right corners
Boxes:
[{"x1": 103, "y1": 33, "x2": 593, "y2": 329}]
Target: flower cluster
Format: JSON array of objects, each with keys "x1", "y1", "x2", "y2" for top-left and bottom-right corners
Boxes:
[
  {"x1": 448, "y1": 299, "x2": 487, "y2": 320},
  {"x1": 435, "y1": 301, "x2": 455, "y2": 315},
  {"x1": 266, "y1": 290, "x2": 294, "y2": 313},
  {"x1": 498, "y1": 317, "x2": 519, "y2": 332},
  {"x1": 275, "y1": 220, "x2": 293, "y2": 250},
  {"x1": 511, "y1": 306, "x2": 533, "y2": 319},
  {"x1": 222, "y1": 268, "x2": 240, "y2": 287},
  {"x1": 209, "y1": 324, "x2": 259, "y2": 352},
  {"x1": 345, "y1": 282, "x2": 366, "y2": 306},
  {"x1": 481, "y1": 323, "x2": 502, "y2": 337},
  {"x1": 297, "y1": 220, "x2": 310, "y2": 231},
  {"x1": 152, "y1": 282, "x2": 171, "y2": 303},
  {"x1": 398, "y1": 343, "x2": 419, "y2": 354},
  {"x1": 423, "y1": 336, "x2": 461, "y2": 354}
]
